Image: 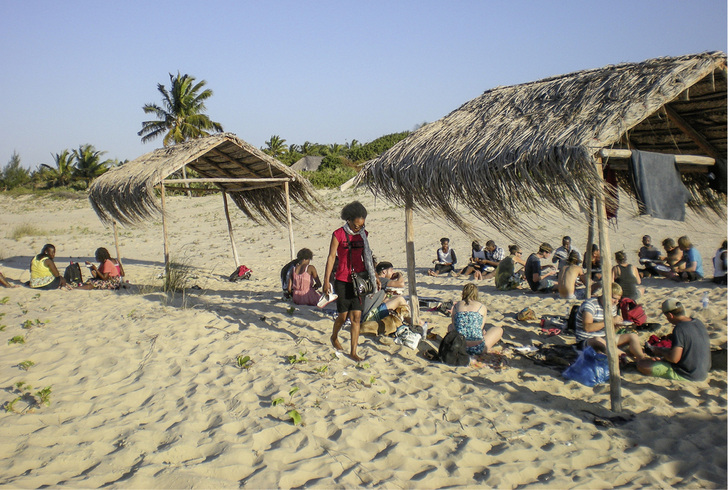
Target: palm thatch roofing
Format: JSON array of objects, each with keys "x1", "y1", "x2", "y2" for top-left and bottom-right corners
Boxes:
[
  {"x1": 89, "y1": 133, "x2": 320, "y2": 226},
  {"x1": 291, "y1": 156, "x2": 324, "y2": 172},
  {"x1": 360, "y1": 51, "x2": 727, "y2": 235}
]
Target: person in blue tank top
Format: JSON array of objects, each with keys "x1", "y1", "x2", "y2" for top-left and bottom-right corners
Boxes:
[{"x1": 448, "y1": 283, "x2": 503, "y2": 356}]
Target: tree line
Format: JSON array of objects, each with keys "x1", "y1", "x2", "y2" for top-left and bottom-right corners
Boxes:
[{"x1": 1, "y1": 72, "x2": 413, "y2": 191}]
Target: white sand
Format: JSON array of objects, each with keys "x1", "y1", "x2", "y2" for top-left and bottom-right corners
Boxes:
[{"x1": 0, "y1": 190, "x2": 725, "y2": 488}]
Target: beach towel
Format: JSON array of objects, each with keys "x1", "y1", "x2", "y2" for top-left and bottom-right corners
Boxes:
[{"x1": 630, "y1": 150, "x2": 690, "y2": 220}]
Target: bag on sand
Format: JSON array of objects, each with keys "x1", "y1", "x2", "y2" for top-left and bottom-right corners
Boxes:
[
  {"x1": 566, "y1": 304, "x2": 580, "y2": 334},
  {"x1": 437, "y1": 330, "x2": 470, "y2": 366},
  {"x1": 619, "y1": 297, "x2": 647, "y2": 326},
  {"x1": 563, "y1": 346, "x2": 609, "y2": 387},
  {"x1": 64, "y1": 262, "x2": 83, "y2": 285},
  {"x1": 229, "y1": 265, "x2": 252, "y2": 282}
]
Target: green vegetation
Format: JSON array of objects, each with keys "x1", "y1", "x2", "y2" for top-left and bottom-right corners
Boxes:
[
  {"x1": 236, "y1": 355, "x2": 252, "y2": 370},
  {"x1": 18, "y1": 360, "x2": 35, "y2": 371},
  {"x1": 5, "y1": 382, "x2": 52, "y2": 413},
  {"x1": 288, "y1": 351, "x2": 308, "y2": 364},
  {"x1": 8, "y1": 336, "x2": 25, "y2": 345},
  {"x1": 163, "y1": 257, "x2": 193, "y2": 292}
]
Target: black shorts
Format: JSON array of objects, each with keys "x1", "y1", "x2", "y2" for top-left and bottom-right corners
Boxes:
[{"x1": 334, "y1": 279, "x2": 363, "y2": 313}]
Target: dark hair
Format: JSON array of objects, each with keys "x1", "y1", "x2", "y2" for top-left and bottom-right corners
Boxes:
[
  {"x1": 296, "y1": 248, "x2": 313, "y2": 261},
  {"x1": 562, "y1": 236, "x2": 571, "y2": 243},
  {"x1": 722, "y1": 240, "x2": 727, "y2": 250},
  {"x1": 508, "y1": 244, "x2": 520, "y2": 254},
  {"x1": 39, "y1": 244, "x2": 55, "y2": 258},
  {"x1": 614, "y1": 250, "x2": 627, "y2": 263},
  {"x1": 485, "y1": 240, "x2": 496, "y2": 248},
  {"x1": 440, "y1": 237, "x2": 450, "y2": 244},
  {"x1": 471, "y1": 241, "x2": 481, "y2": 250},
  {"x1": 539, "y1": 242, "x2": 553, "y2": 254},
  {"x1": 375, "y1": 261, "x2": 393, "y2": 274},
  {"x1": 341, "y1": 201, "x2": 367, "y2": 222},
  {"x1": 592, "y1": 244, "x2": 599, "y2": 252},
  {"x1": 95, "y1": 247, "x2": 111, "y2": 262},
  {"x1": 568, "y1": 250, "x2": 581, "y2": 265}
]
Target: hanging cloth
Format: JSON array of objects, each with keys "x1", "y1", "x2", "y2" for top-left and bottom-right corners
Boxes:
[{"x1": 630, "y1": 150, "x2": 690, "y2": 221}]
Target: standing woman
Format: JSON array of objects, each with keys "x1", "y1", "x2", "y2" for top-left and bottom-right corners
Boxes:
[
  {"x1": 323, "y1": 201, "x2": 378, "y2": 361},
  {"x1": 29, "y1": 244, "x2": 66, "y2": 289}
]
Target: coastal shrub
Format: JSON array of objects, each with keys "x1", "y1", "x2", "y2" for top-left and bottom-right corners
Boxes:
[
  {"x1": 4, "y1": 382, "x2": 52, "y2": 413},
  {"x1": 10, "y1": 224, "x2": 45, "y2": 240},
  {"x1": 163, "y1": 257, "x2": 193, "y2": 292},
  {"x1": 302, "y1": 166, "x2": 357, "y2": 189}
]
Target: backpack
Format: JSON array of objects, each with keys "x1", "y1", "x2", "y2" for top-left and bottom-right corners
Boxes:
[
  {"x1": 228, "y1": 265, "x2": 252, "y2": 282},
  {"x1": 566, "y1": 304, "x2": 580, "y2": 334},
  {"x1": 619, "y1": 297, "x2": 647, "y2": 326},
  {"x1": 64, "y1": 262, "x2": 83, "y2": 285},
  {"x1": 280, "y1": 259, "x2": 297, "y2": 290},
  {"x1": 437, "y1": 330, "x2": 470, "y2": 366}
]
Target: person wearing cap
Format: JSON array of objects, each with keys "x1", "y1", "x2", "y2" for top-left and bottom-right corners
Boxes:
[
  {"x1": 552, "y1": 236, "x2": 581, "y2": 271},
  {"x1": 637, "y1": 298, "x2": 711, "y2": 381},
  {"x1": 525, "y1": 242, "x2": 558, "y2": 292},
  {"x1": 574, "y1": 282, "x2": 647, "y2": 360}
]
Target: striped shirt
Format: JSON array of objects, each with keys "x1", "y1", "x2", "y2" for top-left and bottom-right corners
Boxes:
[{"x1": 575, "y1": 298, "x2": 617, "y2": 343}]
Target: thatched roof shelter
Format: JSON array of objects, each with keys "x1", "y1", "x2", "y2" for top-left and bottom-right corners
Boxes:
[
  {"x1": 291, "y1": 156, "x2": 324, "y2": 172},
  {"x1": 360, "y1": 51, "x2": 726, "y2": 235},
  {"x1": 89, "y1": 133, "x2": 320, "y2": 227}
]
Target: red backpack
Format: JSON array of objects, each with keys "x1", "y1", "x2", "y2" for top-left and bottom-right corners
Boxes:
[{"x1": 619, "y1": 297, "x2": 647, "y2": 326}]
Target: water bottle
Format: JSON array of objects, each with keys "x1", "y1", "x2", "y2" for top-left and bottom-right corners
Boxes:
[
  {"x1": 422, "y1": 321, "x2": 429, "y2": 340},
  {"x1": 701, "y1": 292, "x2": 709, "y2": 310}
]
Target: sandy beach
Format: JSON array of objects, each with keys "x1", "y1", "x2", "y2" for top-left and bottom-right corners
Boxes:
[{"x1": 0, "y1": 189, "x2": 725, "y2": 488}]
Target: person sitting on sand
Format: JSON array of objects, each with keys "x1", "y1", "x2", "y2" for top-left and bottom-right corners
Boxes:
[
  {"x1": 713, "y1": 240, "x2": 727, "y2": 285},
  {"x1": 77, "y1": 247, "x2": 122, "y2": 290},
  {"x1": 612, "y1": 250, "x2": 645, "y2": 302},
  {"x1": 494, "y1": 245, "x2": 526, "y2": 290},
  {"x1": 458, "y1": 240, "x2": 487, "y2": 280},
  {"x1": 29, "y1": 244, "x2": 66, "y2": 290},
  {"x1": 0, "y1": 271, "x2": 18, "y2": 288},
  {"x1": 672, "y1": 236, "x2": 703, "y2": 282},
  {"x1": 661, "y1": 238, "x2": 683, "y2": 272},
  {"x1": 525, "y1": 243, "x2": 558, "y2": 293},
  {"x1": 362, "y1": 261, "x2": 408, "y2": 322},
  {"x1": 552, "y1": 236, "x2": 581, "y2": 271},
  {"x1": 590, "y1": 244, "x2": 602, "y2": 282},
  {"x1": 637, "y1": 235, "x2": 663, "y2": 277},
  {"x1": 637, "y1": 298, "x2": 710, "y2": 381},
  {"x1": 428, "y1": 237, "x2": 457, "y2": 276},
  {"x1": 557, "y1": 250, "x2": 587, "y2": 299},
  {"x1": 286, "y1": 248, "x2": 322, "y2": 306},
  {"x1": 574, "y1": 282, "x2": 647, "y2": 361},
  {"x1": 448, "y1": 283, "x2": 503, "y2": 356},
  {"x1": 481, "y1": 240, "x2": 505, "y2": 280}
]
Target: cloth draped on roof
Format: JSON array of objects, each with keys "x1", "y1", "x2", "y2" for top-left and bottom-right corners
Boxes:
[
  {"x1": 88, "y1": 133, "x2": 320, "y2": 227},
  {"x1": 359, "y1": 52, "x2": 727, "y2": 236}
]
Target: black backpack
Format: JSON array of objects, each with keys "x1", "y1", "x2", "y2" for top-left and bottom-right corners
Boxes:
[
  {"x1": 437, "y1": 330, "x2": 470, "y2": 366},
  {"x1": 64, "y1": 262, "x2": 83, "y2": 285},
  {"x1": 565, "y1": 304, "x2": 580, "y2": 334}
]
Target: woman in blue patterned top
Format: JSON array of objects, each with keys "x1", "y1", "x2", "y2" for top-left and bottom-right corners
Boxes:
[{"x1": 448, "y1": 283, "x2": 503, "y2": 356}]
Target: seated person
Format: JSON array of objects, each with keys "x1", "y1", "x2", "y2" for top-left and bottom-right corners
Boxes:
[
  {"x1": 637, "y1": 235, "x2": 663, "y2": 277},
  {"x1": 525, "y1": 243, "x2": 558, "y2": 293},
  {"x1": 0, "y1": 271, "x2": 18, "y2": 288},
  {"x1": 590, "y1": 244, "x2": 602, "y2": 282},
  {"x1": 557, "y1": 250, "x2": 587, "y2": 299},
  {"x1": 29, "y1": 244, "x2": 66, "y2": 290},
  {"x1": 713, "y1": 240, "x2": 727, "y2": 285},
  {"x1": 363, "y1": 261, "x2": 407, "y2": 321},
  {"x1": 637, "y1": 298, "x2": 710, "y2": 381},
  {"x1": 612, "y1": 250, "x2": 644, "y2": 302},
  {"x1": 661, "y1": 238, "x2": 683, "y2": 275},
  {"x1": 481, "y1": 240, "x2": 505, "y2": 280},
  {"x1": 673, "y1": 236, "x2": 703, "y2": 282},
  {"x1": 552, "y1": 236, "x2": 581, "y2": 271},
  {"x1": 448, "y1": 283, "x2": 503, "y2": 356},
  {"x1": 76, "y1": 247, "x2": 123, "y2": 290},
  {"x1": 458, "y1": 240, "x2": 487, "y2": 280},
  {"x1": 574, "y1": 282, "x2": 647, "y2": 361},
  {"x1": 286, "y1": 248, "x2": 322, "y2": 306},
  {"x1": 428, "y1": 237, "x2": 457, "y2": 276},
  {"x1": 494, "y1": 245, "x2": 526, "y2": 290}
]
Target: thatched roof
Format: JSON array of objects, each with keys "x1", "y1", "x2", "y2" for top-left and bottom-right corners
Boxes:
[
  {"x1": 291, "y1": 156, "x2": 324, "y2": 172},
  {"x1": 89, "y1": 133, "x2": 320, "y2": 226},
  {"x1": 360, "y1": 52, "x2": 727, "y2": 235}
]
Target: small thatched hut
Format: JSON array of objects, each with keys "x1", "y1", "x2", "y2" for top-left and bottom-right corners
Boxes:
[{"x1": 89, "y1": 132, "x2": 320, "y2": 264}]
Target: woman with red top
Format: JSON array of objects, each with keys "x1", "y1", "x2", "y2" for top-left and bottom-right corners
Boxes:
[
  {"x1": 323, "y1": 201, "x2": 378, "y2": 361},
  {"x1": 78, "y1": 247, "x2": 123, "y2": 290}
]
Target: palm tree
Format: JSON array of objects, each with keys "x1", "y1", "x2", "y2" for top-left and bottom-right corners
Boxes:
[
  {"x1": 72, "y1": 144, "x2": 110, "y2": 187},
  {"x1": 40, "y1": 149, "x2": 75, "y2": 187},
  {"x1": 263, "y1": 135, "x2": 288, "y2": 159},
  {"x1": 138, "y1": 72, "x2": 224, "y2": 146}
]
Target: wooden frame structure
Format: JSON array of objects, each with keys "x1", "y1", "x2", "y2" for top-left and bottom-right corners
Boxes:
[
  {"x1": 360, "y1": 52, "x2": 726, "y2": 412},
  {"x1": 89, "y1": 133, "x2": 320, "y2": 270}
]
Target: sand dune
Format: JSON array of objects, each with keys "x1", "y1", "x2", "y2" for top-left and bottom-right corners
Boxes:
[{"x1": 0, "y1": 190, "x2": 725, "y2": 488}]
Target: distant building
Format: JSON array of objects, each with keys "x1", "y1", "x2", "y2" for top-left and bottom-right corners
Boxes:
[{"x1": 291, "y1": 156, "x2": 324, "y2": 172}]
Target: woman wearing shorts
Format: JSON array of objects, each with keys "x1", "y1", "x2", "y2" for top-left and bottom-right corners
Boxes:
[{"x1": 323, "y1": 201, "x2": 378, "y2": 361}]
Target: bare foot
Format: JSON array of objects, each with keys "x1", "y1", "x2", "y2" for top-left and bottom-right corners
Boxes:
[
  {"x1": 330, "y1": 335, "x2": 344, "y2": 351},
  {"x1": 350, "y1": 352, "x2": 363, "y2": 362},
  {"x1": 427, "y1": 270, "x2": 436, "y2": 276}
]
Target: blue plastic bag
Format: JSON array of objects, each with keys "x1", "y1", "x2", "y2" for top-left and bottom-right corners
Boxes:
[{"x1": 562, "y1": 346, "x2": 610, "y2": 387}]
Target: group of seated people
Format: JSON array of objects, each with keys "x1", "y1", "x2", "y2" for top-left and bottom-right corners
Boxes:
[{"x1": 638, "y1": 234, "x2": 725, "y2": 284}]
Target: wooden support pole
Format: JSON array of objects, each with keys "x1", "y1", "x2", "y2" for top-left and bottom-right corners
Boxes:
[
  {"x1": 160, "y1": 182, "x2": 171, "y2": 274},
  {"x1": 405, "y1": 200, "x2": 420, "y2": 326},
  {"x1": 584, "y1": 199, "x2": 594, "y2": 297},
  {"x1": 595, "y1": 159, "x2": 621, "y2": 413},
  {"x1": 162, "y1": 177, "x2": 293, "y2": 184},
  {"x1": 284, "y1": 181, "x2": 295, "y2": 261},
  {"x1": 181, "y1": 166, "x2": 192, "y2": 198},
  {"x1": 112, "y1": 220, "x2": 123, "y2": 270},
  {"x1": 222, "y1": 191, "x2": 240, "y2": 268}
]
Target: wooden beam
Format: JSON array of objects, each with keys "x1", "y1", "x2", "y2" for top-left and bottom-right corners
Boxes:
[
  {"x1": 284, "y1": 182, "x2": 295, "y2": 261},
  {"x1": 595, "y1": 158, "x2": 622, "y2": 413},
  {"x1": 405, "y1": 200, "x2": 420, "y2": 327},
  {"x1": 162, "y1": 177, "x2": 293, "y2": 184},
  {"x1": 222, "y1": 191, "x2": 240, "y2": 268},
  {"x1": 664, "y1": 105, "x2": 722, "y2": 159},
  {"x1": 160, "y1": 183, "x2": 170, "y2": 275},
  {"x1": 584, "y1": 199, "x2": 594, "y2": 298},
  {"x1": 598, "y1": 148, "x2": 715, "y2": 165}
]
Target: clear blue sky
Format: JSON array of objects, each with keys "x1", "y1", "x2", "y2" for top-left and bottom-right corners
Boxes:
[{"x1": 2, "y1": 0, "x2": 726, "y2": 169}]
